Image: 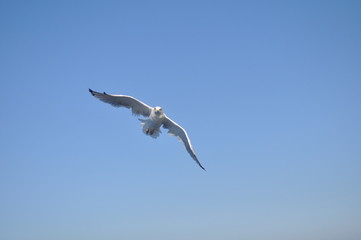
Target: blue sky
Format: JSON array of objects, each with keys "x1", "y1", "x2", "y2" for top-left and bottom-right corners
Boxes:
[{"x1": 1, "y1": 1, "x2": 360, "y2": 239}]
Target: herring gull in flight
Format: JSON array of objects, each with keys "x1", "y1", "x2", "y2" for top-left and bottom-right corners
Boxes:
[{"x1": 89, "y1": 89, "x2": 205, "y2": 170}]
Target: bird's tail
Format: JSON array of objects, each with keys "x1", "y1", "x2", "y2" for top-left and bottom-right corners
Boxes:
[{"x1": 138, "y1": 118, "x2": 161, "y2": 139}]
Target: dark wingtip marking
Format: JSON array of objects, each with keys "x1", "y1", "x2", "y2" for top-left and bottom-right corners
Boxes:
[
  {"x1": 103, "y1": 92, "x2": 107, "y2": 95},
  {"x1": 89, "y1": 88, "x2": 95, "y2": 96}
]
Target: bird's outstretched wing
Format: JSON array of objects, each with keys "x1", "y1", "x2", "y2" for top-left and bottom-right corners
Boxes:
[
  {"x1": 89, "y1": 89, "x2": 152, "y2": 117},
  {"x1": 163, "y1": 116, "x2": 205, "y2": 170}
]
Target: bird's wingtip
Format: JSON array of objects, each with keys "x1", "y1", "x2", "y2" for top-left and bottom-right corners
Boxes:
[{"x1": 89, "y1": 88, "x2": 95, "y2": 96}]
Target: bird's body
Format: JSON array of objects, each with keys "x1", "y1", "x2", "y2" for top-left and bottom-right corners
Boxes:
[
  {"x1": 139, "y1": 107, "x2": 164, "y2": 138},
  {"x1": 89, "y1": 89, "x2": 205, "y2": 170}
]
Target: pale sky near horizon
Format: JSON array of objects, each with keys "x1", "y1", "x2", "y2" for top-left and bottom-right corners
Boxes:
[{"x1": 1, "y1": 1, "x2": 360, "y2": 240}]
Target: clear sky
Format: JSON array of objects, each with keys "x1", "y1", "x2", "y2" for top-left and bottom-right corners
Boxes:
[{"x1": 1, "y1": 1, "x2": 360, "y2": 240}]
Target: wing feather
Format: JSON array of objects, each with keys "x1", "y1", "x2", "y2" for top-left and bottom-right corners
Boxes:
[
  {"x1": 163, "y1": 116, "x2": 205, "y2": 170},
  {"x1": 89, "y1": 89, "x2": 152, "y2": 117}
]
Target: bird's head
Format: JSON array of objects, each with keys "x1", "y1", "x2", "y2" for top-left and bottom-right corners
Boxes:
[{"x1": 154, "y1": 106, "x2": 163, "y2": 114}]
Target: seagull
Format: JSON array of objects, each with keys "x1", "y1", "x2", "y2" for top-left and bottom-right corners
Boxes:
[{"x1": 89, "y1": 89, "x2": 205, "y2": 170}]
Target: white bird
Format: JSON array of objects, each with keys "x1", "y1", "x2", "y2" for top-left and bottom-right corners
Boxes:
[{"x1": 89, "y1": 89, "x2": 205, "y2": 170}]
